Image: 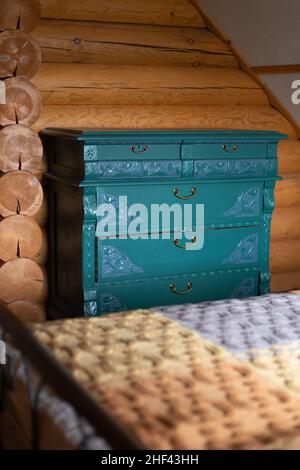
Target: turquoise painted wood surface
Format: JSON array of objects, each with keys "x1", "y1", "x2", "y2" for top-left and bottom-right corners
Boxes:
[
  {"x1": 99, "y1": 226, "x2": 262, "y2": 282},
  {"x1": 99, "y1": 269, "x2": 260, "y2": 313},
  {"x1": 42, "y1": 128, "x2": 287, "y2": 318},
  {"x1": 96, "y1": 180, "x2": 265, "y2": 234}
]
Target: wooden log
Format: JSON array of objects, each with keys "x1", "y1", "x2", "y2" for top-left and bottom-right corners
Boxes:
[
  {"x1": 0, "y1": 411, "x2": 31, "y2": 450},
  {"x1": 0, "y1": 124, "x2": 43, "y2": 172},
  {"x1": 33, "y1": 227, "x2": 47, "y2": 265},
  {"x1": 30, "y1": 153, "x2": 48, "y2": 181},
  {"x1": 0, "y1": 0, "x2": 41, "y2": 32},
  {"x1": 7, "y1": 300, "x2": 46, "y2": 323},
  {"x1": 0, "y1": 77, "x2": 42, "y2": 126},
  {"x1": 278, "y1": 140, "x2": 300, "y2": 174},
  {"x1": 271, "y1": 271, "x2": 300, "y2": 292},
  {"x1": 32, "y1": 63, "x2": 267, "y2": 106},
  {"x1": 0, "y1": 214, "x2": 43, "y2": 262},
  {"x1": 0, "y1": 82, "x2": 5, "y2": 103},
  {"x1": 270, "y1": 239, "x2": 300, "y2": 274},
  {"x1": 275, "y1": 175, "x2": 300, "y2": 208},
  {"x1": 271, "y1": 206, "x2": 300, "y2": 241},
  {"x1": 32, "y1": 18, "x2": 237, "y2": 68},
  {"x1": 0, "y1": 258, "x2": 47, "y2": 303},
  {"x1": 32, "y1": 194, "x2": 47, "y2": 226},
  {"x1": 0, "y1": 30, "x2": 41, "y2": 79},
  {"x1": 0, "y1": 170, "x2": 43, "y2": 217},
  {"x1": 40, "y1": 0, "x2": 205, "y2": 28},
  {"x1": 33, "y1": 104, "x2": 296, "y2": 137}
]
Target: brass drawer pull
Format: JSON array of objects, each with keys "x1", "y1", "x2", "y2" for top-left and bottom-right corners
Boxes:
[
  {"x1": 222, "y1": 144, "x2": 239, "y2": 153},
  {"x1": 130, "y1": 144, "x2": 149, "y2": 154},
  {"x1": 173, "y1": 187, "x2": 197, "y2": 200},
  {"x1": 170, "y1": 282, "x2": 193, "y2": 295},
  {"x1": 173, "y1": 236, "x2": 197, "y2": 249}
]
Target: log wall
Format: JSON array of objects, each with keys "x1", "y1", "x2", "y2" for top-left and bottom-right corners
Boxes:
[
  {"x1": 0, "y1": 0, "x2": 46, "y2": 322},
  {"x1": 1, "y1": 0, "x2": 298, "y2": 319}
]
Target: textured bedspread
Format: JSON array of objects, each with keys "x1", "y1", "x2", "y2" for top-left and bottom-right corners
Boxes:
[{"x1": 3, "y1": 293, "x2": 300, "y2": 449}]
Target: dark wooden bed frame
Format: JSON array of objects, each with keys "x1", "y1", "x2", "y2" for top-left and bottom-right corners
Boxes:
[{"x1": 0, "y1": 301, "x2": 143, "y2": 450}]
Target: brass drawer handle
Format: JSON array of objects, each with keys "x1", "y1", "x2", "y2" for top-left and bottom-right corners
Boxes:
[
  {"x1": 130, "y1": 144, "x2": 149, "y2": 154},
  {"x1": 170, "y1": 282, "x2": 193, "y2": 295},
  {"x1": 222, "y1": 144, "x2": 239, "y2": 153},
  {"x1": 173, "y1": 187, "x2": 197, "y2": 200},
  {"x1": 173, "y1": 236, "x2": 197, "y2": 249}
]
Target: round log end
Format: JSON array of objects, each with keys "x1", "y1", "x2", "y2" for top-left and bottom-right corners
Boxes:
[
  {"x1": 7, "y1": 300, "x2": 46, "y2": 323},
  {"x1": 0, "y1": 30, "x2": 41, "y2": 79},
  {"x1": 0, "y1": 258, "x2": 47, "y2": 303},
  {"x1": 0, "y1": 77, "x2": 42, "y2": 125},
  {"x1": 0, "y1": 214, "x2": 43, "y2": 261},
  {"x1": 0, "y1": 124, "x2": 43, "y2": 172},
  {"x1": 0, "y1": 170, "x2": 43, "y2": 217},
  {"x1": 0, "y1": 0, "x2": 41, "y2": 33}
]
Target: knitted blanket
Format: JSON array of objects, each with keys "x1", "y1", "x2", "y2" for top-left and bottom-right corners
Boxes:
[{"x1": 24, "y1": 293, "x2": 300, "y2": 450}]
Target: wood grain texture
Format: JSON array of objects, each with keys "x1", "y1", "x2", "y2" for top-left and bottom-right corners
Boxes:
[
  {"x1": 0, "y1": 124, "x2": 43, "y2": 172},
  {"x1": 32, "y1": 195, "x2": 47, "y2": 226},
  {"x1": 0, "y1": 77, "x2": 42, "y2": 125},
  {"x1": 0, "y1": 0, "x2": 41, "y2": 32},
  {"x1": 32, "y1": 227, "x2": 47, "y2": 265},
  {"x1": 33, "y1": 104, "x2": 296, "y2": 137},
  {"x1": 0, "y1": 30, "x2": 41, "y2": 79},
  {"x1": 253, "y1": 65, "x2": 300, "y2": 74},
  {"x1": 0, "y1": 170, "x2": 43, "y2": 217},
  {"x1": 32, "y1": 63, "x2": 267, "y2": 106},
  {"x1": 0, "y1": 258, "x2": 47, "y2": 303},
  {"x1": 32, "y1": 18, "x2": 237, "y2": 68},
  {"x1": 271, "y1": 271, "x2": 300, "y2": 292},
  {"x1": 275, "y1": 175, "x2": 300, "y2": 208},
  {"x1": 270, "y1": 239, "x2": 300, "y2": 274},
  {"x1": 0, "y1": 214, "x2": 43, "y2": 261},
  {"x1": 7, "y1": 300, "x2": 46, "y2": 323},
  {"x1": 271, "y1": 207, "x2": 300, "y2": 241},
  {"x1": 0, "y1": 409, "x2": 31, "y2": 450},
  {"x1": 0, "y1": 82, "x2": 5, "y2": 104},
  {"x1": 278, "y1": 140, "x2": 300, "y2": 174},
  {"x1": 40, "y1": 0, "x2": 205, "y2": 28},
  {"x1": 30, "y1": 154, "x2": 48, "y2": 181}
]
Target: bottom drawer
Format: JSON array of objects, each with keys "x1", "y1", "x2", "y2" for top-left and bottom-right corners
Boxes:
[{"x1": 98, "y1": 269, "x2": 259, "y2": 314}]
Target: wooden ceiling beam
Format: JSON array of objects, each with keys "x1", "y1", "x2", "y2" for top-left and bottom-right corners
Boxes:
[{"x1": 253, "y1": 65, "x2": 300, "y2": 74}]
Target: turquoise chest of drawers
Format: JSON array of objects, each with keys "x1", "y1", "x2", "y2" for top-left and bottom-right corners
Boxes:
[{"x1": 41, "y1": 128, "x2": 287, "y2": 318}]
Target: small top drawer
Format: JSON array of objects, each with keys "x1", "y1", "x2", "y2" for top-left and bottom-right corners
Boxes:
[
  {"x1": 85, "y1": 143, "x2": 181, "y2": 161},
  {"x1": 182, "y1": 142, "x2": 268, "y2": 159}
]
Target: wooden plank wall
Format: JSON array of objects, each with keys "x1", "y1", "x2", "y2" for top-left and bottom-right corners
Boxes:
[{"x1": 33, "y1": 0, "x2": 300, "y2": 292}]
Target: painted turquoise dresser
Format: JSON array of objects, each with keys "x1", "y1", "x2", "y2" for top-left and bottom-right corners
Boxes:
[{"x1": 41, "y1": 128, "x2": 287, "y2": 318}]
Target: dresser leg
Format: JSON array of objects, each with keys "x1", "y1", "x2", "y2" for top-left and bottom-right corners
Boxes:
[{"x1": 259, "y1": 271, "x2": 271, "y2": 295}]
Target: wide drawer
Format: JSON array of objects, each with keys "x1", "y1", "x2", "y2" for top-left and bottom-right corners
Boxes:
[
  {"x1": 98, "y1": 269, "x2": 259, "y2": 314},
  {"x1": 98, "y1": 226, "x2": 261, "y2": 282},
  {"x1": 182, "y1": 142, "x2": 268, "y2": 159},
  {"x1": 96, "y1": 181, "x2": 264, "y2": 234},
  {"x1": 85, "y1": 143, "x2": 181, "y2": 160}
]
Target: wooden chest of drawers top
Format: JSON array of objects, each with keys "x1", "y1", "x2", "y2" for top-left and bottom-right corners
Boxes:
[{"x1": 42, "y1": 128, "x2": 285, "y2": 182}]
